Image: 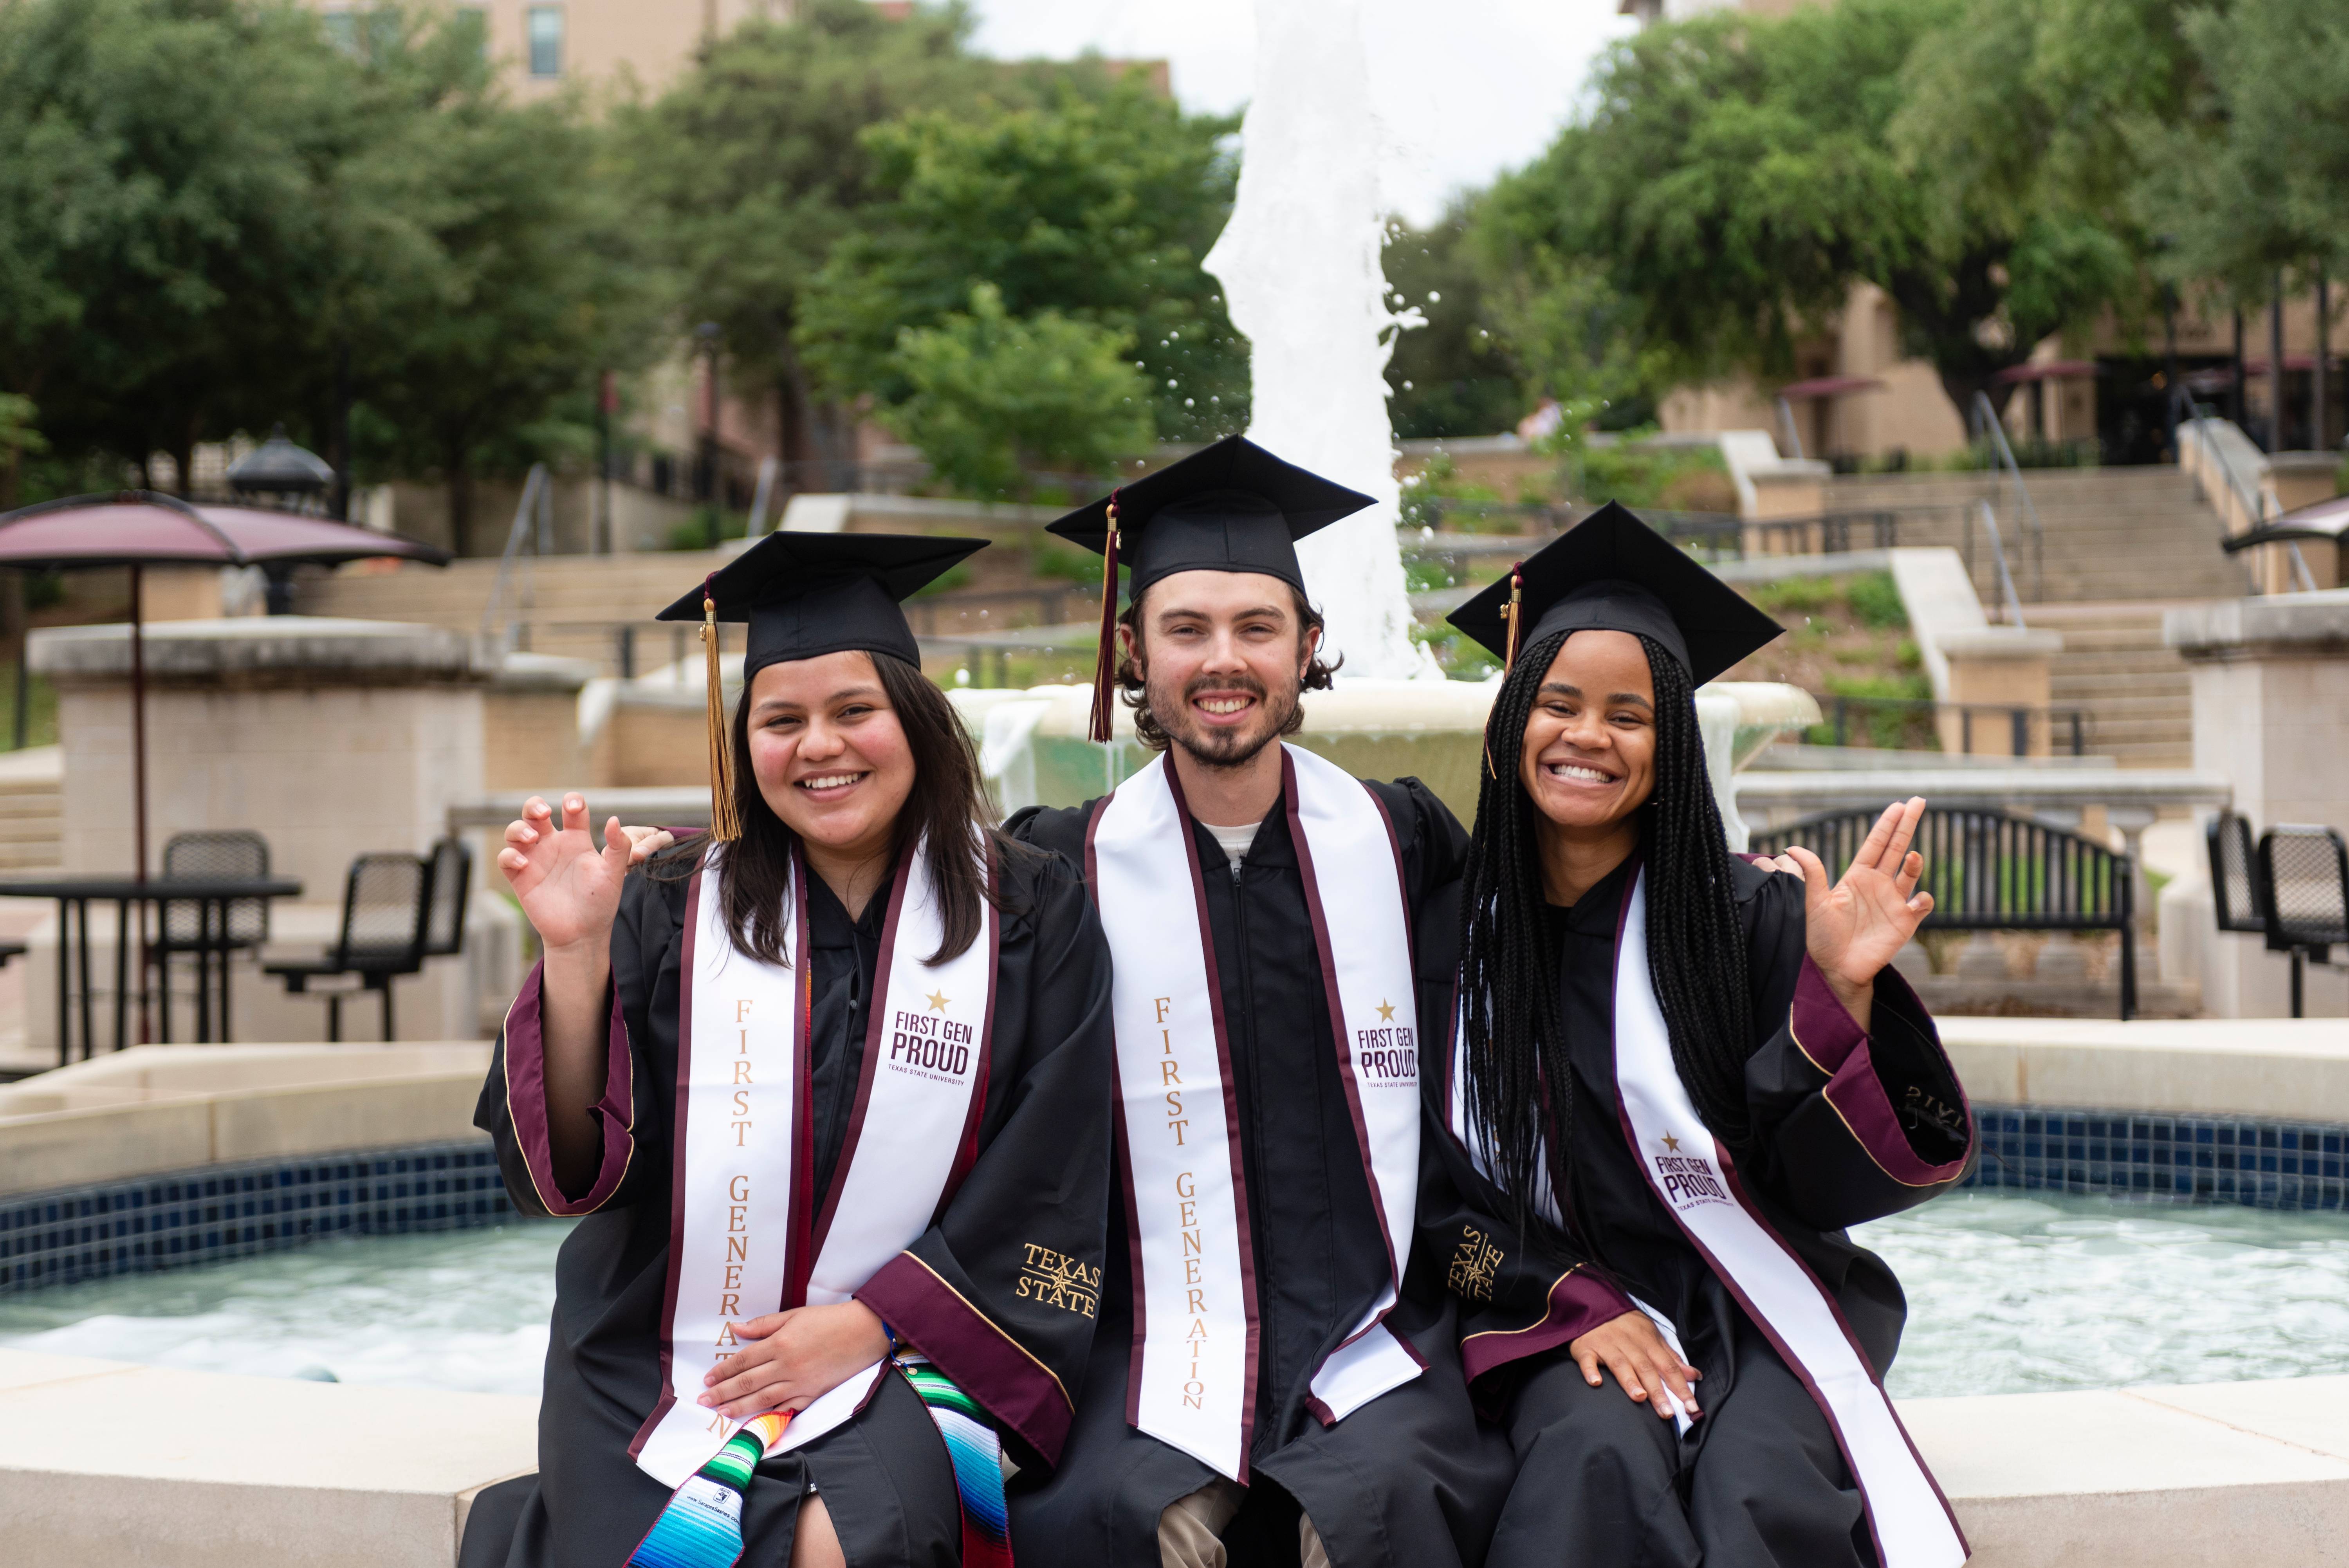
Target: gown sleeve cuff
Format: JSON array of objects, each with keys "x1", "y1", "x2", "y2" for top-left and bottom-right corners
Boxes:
[
  {"x1": 857, "y1": 1251, "x2": 1077, "y2": 1467},
  {"x1": 1458, "y1": 1265, "x2": 1635, "y2": 1385},
  {"x1": 500, "y1": 959, "x2": 636, "y2": 1216},
  {"x1": 1789, "y1": 956, "x2": 1974, "y2": 1186}
]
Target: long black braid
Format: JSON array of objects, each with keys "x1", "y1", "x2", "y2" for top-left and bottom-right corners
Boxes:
[{"x1": 1458, "y1": 630, "x2": 1755, "y2": 1241}]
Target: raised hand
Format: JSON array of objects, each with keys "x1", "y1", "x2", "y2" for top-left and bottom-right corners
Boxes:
[
  {"x1": 498, "y1": 793, "x2": 633, "y2": 953},
  {"x1": 1781, "y1": 796, "x2": 1935, "y2": 1030}
]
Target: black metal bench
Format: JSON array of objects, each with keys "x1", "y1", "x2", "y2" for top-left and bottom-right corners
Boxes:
[
  {"x1": 2255, "y1": 824, "x2": 2349, "y2": 1019},
  {"x1": 1750, "y1": 805, "x2": 2138, "y2": 1019}
]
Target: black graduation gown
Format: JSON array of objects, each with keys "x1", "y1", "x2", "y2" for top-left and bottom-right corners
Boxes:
[
  {"x1": 1007, "y1": 776, "x2": 1514, "y2": 1568},
  {"x1": 460, "y1": 843, "x2": 1115, "y2": 1568},
  {"x1": 1424, "y1": 852, "x2": 1976, "y2": 1568}
]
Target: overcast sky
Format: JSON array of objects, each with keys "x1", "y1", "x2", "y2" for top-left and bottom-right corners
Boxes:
[{"x1": 963, "y1": 0, "x2": 1640, "y2": 227}]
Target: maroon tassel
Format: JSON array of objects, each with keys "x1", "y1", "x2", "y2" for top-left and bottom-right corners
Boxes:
[{"x1": 1087, "y1": 492, "x2": 1124, "y2": 745}]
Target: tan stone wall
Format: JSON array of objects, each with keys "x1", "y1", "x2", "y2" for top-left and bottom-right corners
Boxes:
[{"x1": 483, "y1": 689, "x2": 585, "y2": 790}]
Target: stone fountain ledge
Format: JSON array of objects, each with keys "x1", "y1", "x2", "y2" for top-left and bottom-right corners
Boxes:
[
  {"x1": 0, "y1": 1043, "x2": 491, "y2": 1196},
  {"x1": 0, "y1": 1345, "x2": 2344, "y2": 1568}
]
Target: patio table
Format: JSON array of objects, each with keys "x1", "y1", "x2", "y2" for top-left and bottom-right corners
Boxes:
[{"x1": 0, "y1": 875, "x2": 304, "y2": 1065}]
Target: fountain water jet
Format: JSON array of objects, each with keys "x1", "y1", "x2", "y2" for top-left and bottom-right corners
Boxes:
[{"x1": 1205, "y1": 0, "x2": 1434, "y2": 680}]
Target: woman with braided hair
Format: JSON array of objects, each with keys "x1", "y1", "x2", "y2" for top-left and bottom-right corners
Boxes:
[{"x1": 1423, "y1": 506, "x2": 1978, "y2": 1568}]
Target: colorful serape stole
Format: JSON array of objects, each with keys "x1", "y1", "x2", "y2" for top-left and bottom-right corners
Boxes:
[
  {"x1": 898, "y1": 1358, "x2": 1014, "y2": 1568},
  {"x1": 626, "y1": 1411, "x2": 792, "y2": 1568},
  {"x1": 622, "y1": 1362, "x2": 1012, "y2": 1568}
]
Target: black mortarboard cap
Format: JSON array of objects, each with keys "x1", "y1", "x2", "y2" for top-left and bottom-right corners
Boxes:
[
  {"x1": 1047, "y1": 435, "x2": 1375, "y2": 739},
  {"x1": 652, "y1": 530, "x2": 986, "y2": 841},
  {"x1": 654, "y1": 530, "x2": 986, "y2": 678},
  {"x1": 1446, "y1": 502, "x2": 1782, "y2": 685}
]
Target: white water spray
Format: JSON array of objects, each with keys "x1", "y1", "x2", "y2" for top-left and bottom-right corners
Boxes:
[{"x1": 1205, "y1": 0, "x2": 1434, "y2": 680}]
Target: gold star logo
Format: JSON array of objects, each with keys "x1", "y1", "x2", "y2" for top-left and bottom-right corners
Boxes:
[
  {"x1": 1660, "y1": 1134, "x2": 1681, "y2": 1153},
  {"x1": 1376, "y1": 999, "x2": 1396, "y2": 1022},
  {"x1": 925, "y1": 989, "x2": 950, "y2": 1012}
]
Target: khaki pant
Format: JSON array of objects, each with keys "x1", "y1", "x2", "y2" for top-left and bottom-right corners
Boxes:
[{"x1": 1157, "y1": 1479, "x2": 1330, "y2": 1568}]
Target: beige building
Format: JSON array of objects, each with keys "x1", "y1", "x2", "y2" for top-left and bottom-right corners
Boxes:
[{"x1": 303, "y1": 0, "x2": 805, "y2": 99}]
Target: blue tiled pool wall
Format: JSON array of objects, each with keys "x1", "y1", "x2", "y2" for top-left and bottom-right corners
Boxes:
[
  {"x1": 0, "y1": 1138, "x2": 512, "y2": 1294},
  {"x1": 1966, "y1": 1104, "x2": 2349, "y2": 1209},
  {"x1": 1, "y1": 1109, "x2": 2344, "y2": 1294}
]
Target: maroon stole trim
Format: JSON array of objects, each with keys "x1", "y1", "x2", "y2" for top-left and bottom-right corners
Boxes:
[
  {"x1": 1600, "y1": 869, "x2": 1968, "y2": 1564},
  {"x1": 1089, "y1": 777, "x2": 1265, "y2": 1480},
  {"x1": 1280, "y1": 752, "x2": 1423, "y2": 1375}
]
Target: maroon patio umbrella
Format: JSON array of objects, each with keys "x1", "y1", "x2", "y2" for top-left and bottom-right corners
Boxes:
[{"x1": 0, "y1": 489, "x2": 451, "y2": 883}]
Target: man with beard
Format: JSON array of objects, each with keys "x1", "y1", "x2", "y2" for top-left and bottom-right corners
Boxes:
[{"x1": 1006, "y1": 437, "x2": 1509, "y2": 1568}]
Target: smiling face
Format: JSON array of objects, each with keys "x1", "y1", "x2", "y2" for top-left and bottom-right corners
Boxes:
[
  {"x1": 1518, "y1": 629, "x2": 1659, "y2": 833},
  {"x1": 1124, "y1": 569, "x2": 1317, "y2": 770},
  {"x1": 744, "y1": 650, "x2": 916, "y2": 859}
]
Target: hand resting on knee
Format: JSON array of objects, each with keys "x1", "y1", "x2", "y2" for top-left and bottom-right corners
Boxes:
[{"x1": 1568, "y1": 1311, "x2": 1703, "y2": 1421}]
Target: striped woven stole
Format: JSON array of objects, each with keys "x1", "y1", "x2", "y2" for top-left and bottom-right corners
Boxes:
[{"x1": 624, "y1": 1361, "x2": 1011, "y2": 1568}]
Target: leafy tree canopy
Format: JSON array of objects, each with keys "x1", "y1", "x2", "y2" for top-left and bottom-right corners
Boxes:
[
  {"x1": 890, "y1": 283, "x2": 1153, "y2": 500},
  {"x1": 1382, "y1": 206, "x2": 1530, "y2": 440},
  {"x1": 1485, "y1": 0, "x2": 2157, "y2": 418},
  {"x1": 797, "y1": 81, "x2": 1247, "y2": 445},
  {"x1": 0, "y1": 0, "x2": 662, "y2": 544},
  {"x1": 2131, "y1": 0, "x2": 2349, "y2": 307},
  {"x1": 614, "y1": 0, "x2": 1026, "y2": 471}
]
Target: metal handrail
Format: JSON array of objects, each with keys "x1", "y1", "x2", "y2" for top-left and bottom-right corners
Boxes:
[
  {"x1": 1967, "y1": 391, "x2": 2046, "y2": 599},
  {"x1": 2169, "y1": 384, "x2": 2272, "y2": 595},
  {"x1": 1814, "y1": 689, "x2": 2088, "y2": 758},
  {"x1": 477, "y1": 463, "x2": 550, "y2": 654},
  {"x1": 1974, "y1": 500, "x2": 2028, "y2": 628}
]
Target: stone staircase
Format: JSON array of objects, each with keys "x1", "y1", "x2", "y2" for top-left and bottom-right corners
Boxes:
[
  {"x1": 2028, "y1": 603, "x2": 2197, "y2": 768},
  {"x1": 1828, "y1": 467, "x2": 2243, "y2": 768},
  {"x1": 297, "y1": 550, "x2": 738, "y2": 677},
  {"x1": 0, "y1": 746, "x2": 61, "y2": 875},
  {"x1": 1826, "y1": 467, "x2": 2250, "y2": 604}
]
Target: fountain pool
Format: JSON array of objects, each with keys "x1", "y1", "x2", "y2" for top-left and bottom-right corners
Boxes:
[{"x1": 2, "y1": 1193, "x2": 2344, "y2": 1402}]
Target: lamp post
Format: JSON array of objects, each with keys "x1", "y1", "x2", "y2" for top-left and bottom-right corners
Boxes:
[{"x1": 226, "y1": 426, "x2": 336, "y2": 613}]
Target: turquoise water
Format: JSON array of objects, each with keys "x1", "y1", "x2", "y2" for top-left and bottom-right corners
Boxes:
[
  {"x1": 2, "y1": 1193, "x2": 2346, "y2": 1400},
  {"x1": 1860, "y1": 1191, "x2": 2349, "y2": 1398}
]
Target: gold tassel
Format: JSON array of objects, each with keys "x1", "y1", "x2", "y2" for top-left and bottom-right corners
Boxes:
[
  {"x1": 702, "y1": 586, "x2": 742, "y2": 842},
  {"x1": 1086, "y1": 494, "x2": 1124, "y2": 746},
  {"x1": 1502, "y1": 561, "x2": 1525, "y2": 674},
  {"x1": 1486, "y1": 563, "x2": 1526, "y2": 781}
]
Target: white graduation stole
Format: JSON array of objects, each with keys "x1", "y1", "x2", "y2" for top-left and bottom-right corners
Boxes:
[
  {"x1": 630, "y1": 836, "x2": 996, "y2": 1490},
  {"x1": 1090, "y1": 746, "x2": 1423, "y2": 1482},
  {"x1": 1609, "y1": 871, "x2": 1968, "y2": 1568}
]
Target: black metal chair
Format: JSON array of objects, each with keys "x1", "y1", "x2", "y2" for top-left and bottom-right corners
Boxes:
[
  {"x1": 2255, "y1": 825, "x2": 2349, "y2": 1018},
  {"x1": 2208, "y1": 810, "x2": 2266, "y2": 935},
  {"x1": 422, "y1": 836, "x2": 471, "y2": 959},
  {"x1": 153, "y1": 829, "x2": 272, "y2": 1042},
  {"x1": 1752, "y1": 805, "x2": 2138, "y2": 1019},
  {"x1": 0, "y1": 941, "x2": 22, "y2": 969},
  {"x1": 263, "y1": 852, "x2": 433, "y2": 1042}
]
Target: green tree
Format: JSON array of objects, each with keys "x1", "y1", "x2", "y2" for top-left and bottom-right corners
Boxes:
[
  {"x1": 0, "y1": 1, "x2": 658, "y2": 547},
  {"x1": 2130, "y1": 0, "x2": 2349, "y2": 317},
  {"x1": 890, "y1": 283, "x2": 1153, "y2": 500},
  {"x1": 0, "y1": 0, "x2": 371, "y2": 491},
  {"x1": 1382, "y1": 206, "x2": 1528, "y2": 440},
  {"x1": 1491, "y1": 0, "x2": 2142, "y2": 420},
  {"x1": 799, "y1": 82, "x2": 1247, "y2": 444},
  {"x1": 336, "y1": 28, "x2": 663, "y2": 551},
  {"x1": 616, "y1": 0, "x2": 1025, "y2": 478}
]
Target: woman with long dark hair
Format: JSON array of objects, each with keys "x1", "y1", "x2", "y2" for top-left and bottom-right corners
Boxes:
[
  {"x1": 462, "y1": 533, "x2": 1114, "y2": 1568},
  {"x1": 1427, "y1": 507, "x2": 1978, "y2": 1568}
]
